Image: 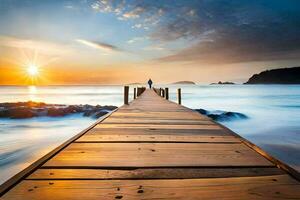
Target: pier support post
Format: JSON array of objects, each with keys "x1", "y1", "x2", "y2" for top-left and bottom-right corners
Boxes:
[
  {"x1": 177, "y1": 88, "x2": 181, "y2": 105},
  {"x1": 165, "y1": 88, "x2": 169, "y2": 100},
  {"x1": 124, "y1": 86, "x2": 129, "y2": 105},
  {"x1": 162, "y1": 89, "x2": 165, "y2": 98},
  {"x1": 134, "y1": 88, "x2": 136, "y2": 99},
  {"x1": 155, "y1": 88, "x2": 160, "y2": 95},
  {"x1": 137, "y1": 87, "x2": 141, "y2": 97},
  {"x1": 137, "y1": 87, "x2": 146, "y2": 97}
]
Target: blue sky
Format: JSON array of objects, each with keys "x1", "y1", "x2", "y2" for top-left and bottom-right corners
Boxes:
[{"x1": 0, "y1": 0, "x2": 300, "y2": 84}]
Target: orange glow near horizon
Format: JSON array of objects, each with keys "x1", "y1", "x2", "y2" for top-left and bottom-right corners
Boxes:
[
  {"x1": 0, "y1": 48, "x2": 54, "y2": 85},
  {"x1": 1, "y1": 49, "x2": 299, "y2": 86}
]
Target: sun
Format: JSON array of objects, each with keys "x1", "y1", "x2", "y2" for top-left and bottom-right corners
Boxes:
[{"x1": 27, "y1": 64, "x2": 39, "y2": 76}]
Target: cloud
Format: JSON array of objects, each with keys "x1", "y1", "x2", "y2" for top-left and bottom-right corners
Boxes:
[
  {"x1": 127, "y1": 37, "x2": 147, "y2": 44},
  {"x1": 91, "y1": 0, "x2": 125, "y2": 14},
  {"x1": 131, "y1": 24, "x2": 142, "y2": 29},
  {"x1": 91, "y1": 0, "x2": 300, "y2": 64},
  {"x1": 154, "y1": 0, "x2": 300, "y2": 64},
  {"x1": 75, "y1": 39, "x2": 121, "y2": 53},
  {"x1": 64, "y1": 5, "x2": 75, "y2": 9},
  {"x1": 91, "y1": 0, "x2": 164, "y2": 29},
  {"x1": 122, "y1": 7, "x2": 144, "y2": 19},
  {"x1": 0, "y1": 36, "x2": 74, "y2": 56},
  {"x1": 144, "y1": 45, "x2": 165, "y2": 51}
]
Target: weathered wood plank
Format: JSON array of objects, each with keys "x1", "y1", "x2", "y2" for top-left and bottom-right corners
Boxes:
[
  {"x1": 110, "y1": 111, "x2": 208, "y2": 120},
  {"x1": 27, "y1": 167, "x2": 285, "y2": 180},
  {"x1": 103, "y1": 118, "x2": 213, "y2": 124},
  {"x1": 95, "y1": 123, "x2": 223, "y2": 130},
  {"x1": 43, "y1": 143, "x2": 273, "y2": 167},
  {"x1": 76, "y1": 134, "x2": 240, "y2": 143},
  {"x1": 3, "y1": 175, "x2": 300, "y2": 200},
  {"x1": 86, "y1": 127, "x2": 232, "y2": 136},
  {"x1": 102, "y1": 118, "x2": 214, "y2": 125}
]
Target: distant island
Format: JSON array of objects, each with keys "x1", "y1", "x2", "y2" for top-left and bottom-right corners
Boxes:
[
  {"x1": 210, "y1": 81, "x2": 235, "y2": 85},
  {"x1": 172, "y1": 81, "x2": 196, "y2": 85},
  {"x1": 127, "y1": 82, "x2": 142, "y2": 85},
  {"x1": 245, "y1": 67, "x2": 300, "y2": 84}
]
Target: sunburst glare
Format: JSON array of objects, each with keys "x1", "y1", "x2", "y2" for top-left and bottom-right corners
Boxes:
[{"x1": 27, "y1": 64, "x2": 39, "y2": 76}]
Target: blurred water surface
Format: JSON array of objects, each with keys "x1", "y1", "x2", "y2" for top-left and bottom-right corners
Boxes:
[{"x1": 0, "y1": 84, "x2": 299, "y2": 184}]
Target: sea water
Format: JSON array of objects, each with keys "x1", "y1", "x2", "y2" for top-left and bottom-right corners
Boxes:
[{"x1": 0, "y1": 85, "x2": 299, "y2": 184}]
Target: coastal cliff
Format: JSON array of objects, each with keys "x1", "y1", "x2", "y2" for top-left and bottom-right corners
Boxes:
[{"x1": 245, "y1": 67, "x2": 300, "y2": 84}]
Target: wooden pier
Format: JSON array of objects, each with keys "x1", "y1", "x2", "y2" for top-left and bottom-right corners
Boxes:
[{"x1": 1, "y1": 88, "x2": 300, "y2": 199}]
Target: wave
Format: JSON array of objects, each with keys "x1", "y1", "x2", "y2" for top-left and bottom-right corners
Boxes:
[
  {"x1": 277, "y1": 105, "x2": 300, "y2": 108},
  {"x1": 0, "y1": 148, "x2": 29, "y2": 167},
  {"x1": 195, "y1": 109, "x2": 248, "y2": 122}
]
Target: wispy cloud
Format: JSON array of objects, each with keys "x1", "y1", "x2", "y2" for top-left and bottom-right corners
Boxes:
[
  {"x1": 0, "y1": 36, "x2": 74, "y2": 56},
  {"x1": 64, "y1": 5, "x2": 75, "y2": 9},
  {"x1": 144, "y1": 44, "x2": 165, "y2": 51},
  {"x1": 91, "y1": 0, "x2": 125, "y2": 15},
  {"x1": 75, "y1": 39, "x2": 120, "y2": 53},
  {"x1": 91, "y1": 0, "x2": 163, "y2": 30},
  {"x1": 121, "y1": 7, "x2": 144, "y2": 19},
  {"x1": 127, "y1": 36, "x2": 148, "y2": 44}
]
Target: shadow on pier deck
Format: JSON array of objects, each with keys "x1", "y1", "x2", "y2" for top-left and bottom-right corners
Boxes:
[{"x1": 1, "y1": 89, "x2": 300, "y2": 199}]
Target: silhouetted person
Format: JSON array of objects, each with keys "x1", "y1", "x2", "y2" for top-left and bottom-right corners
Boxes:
[{"x1": 148, "y1": 79, "x2": 153, "y2": 88}]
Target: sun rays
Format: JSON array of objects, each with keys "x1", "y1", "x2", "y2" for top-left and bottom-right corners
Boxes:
[
  {"x1": 27, "y1": 64, "x2": 39, "y2": 76},
  {"x1": 7, "y1": 48, "x2": 55, "y2": 85}
]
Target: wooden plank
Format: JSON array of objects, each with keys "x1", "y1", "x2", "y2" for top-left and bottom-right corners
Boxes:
[
  {"x1": 86, "y1": 127, "x2": 232, "y2": 136},
  {"x1": 3, "y1": 175, "x2": 300, "y2": 200},
  {"x1": 43, "y1": 143, "x2": 273, "y2": 167},
  {"x1": 76, "y1": 134, "x2": 240, "y2": 143},
  {"x1": 110, "y1": 111, "x2": 207, "y2": 119},
  {"x1": 118, "y1": 105, "x2": 191, "y2": 112},
  {"x1": 27, "y1": 167, "x2": 285, "y2": 180},
  {"x1": 95, "y1": 123, "x2": 223, "y2": 130},
  {"x1": 102, "y1": 118, "x2": 214, "y2": 125}
]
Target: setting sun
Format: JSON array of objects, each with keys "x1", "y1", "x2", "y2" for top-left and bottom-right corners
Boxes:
[{"x1": 27, "y1": 64, "x2": 39, "y2": 76}]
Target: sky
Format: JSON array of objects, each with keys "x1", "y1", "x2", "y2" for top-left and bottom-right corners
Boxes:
[{"x1": 0, "y1": 0, "x2": 300, "y2": 85}]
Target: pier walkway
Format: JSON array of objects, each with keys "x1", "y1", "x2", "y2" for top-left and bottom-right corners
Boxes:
[{"x1": 1, "y1": 89, "x2": 300, "y2": 199}]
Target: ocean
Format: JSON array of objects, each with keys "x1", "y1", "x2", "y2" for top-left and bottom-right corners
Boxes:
[{"x1": 0, "y1": 85, "x2": 299, "y2": 184}]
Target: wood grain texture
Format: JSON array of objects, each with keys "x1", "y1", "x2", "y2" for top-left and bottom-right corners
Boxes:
[
  {"x1": 102, "y1": 118, "x2": 214, "y2": 125},
  {"x1": 76, "y1": 134, "x2": 240, "y2": 143},
  {"x1": 28, "y1": 168, "x2": 285, "y2": 180},
  {"x1": 3, "y1": 175, "x2": 300, "y2": 200},
  {"x1": 85, "y1": 127, "x2": 232, "y2": 136},
  {"x1": 43, "y1": 143, "x2": 273, "y2": 167},
  {"x1": 109, "y1": 111, "x2": 209, "y2": 120},
  {"x1": 95, "y1": 123, "x2": 223, "y2": 130}
]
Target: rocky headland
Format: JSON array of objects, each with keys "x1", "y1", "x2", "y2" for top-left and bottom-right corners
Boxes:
[{"x1": 245, "y1": 67, "x2": 300, "y2": 84}]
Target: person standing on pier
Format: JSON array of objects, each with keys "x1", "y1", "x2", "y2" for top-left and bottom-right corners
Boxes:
[{"x1": 148, "y1": 79, "x2": 153, "y2": 88}]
